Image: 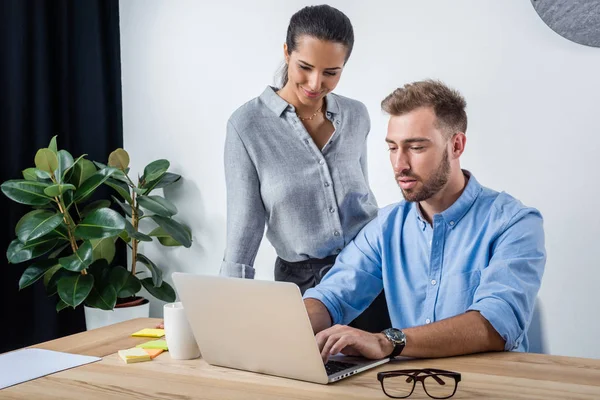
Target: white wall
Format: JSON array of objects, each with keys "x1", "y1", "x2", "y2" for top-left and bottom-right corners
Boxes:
[{"x1": 119, "y1": 0, "x2": 600, "y2": 359}]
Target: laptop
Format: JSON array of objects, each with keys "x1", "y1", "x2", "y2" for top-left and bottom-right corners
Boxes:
[{"x1": 171, "y1": 273, "x2": 390, "y2": 384}]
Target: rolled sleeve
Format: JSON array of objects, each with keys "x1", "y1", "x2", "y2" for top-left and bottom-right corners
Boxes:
[
  {"x1": 468, "y1": 208, "x2": 546, "y2": 351},
  {"x1": 303, "y1": 213, "x2": 384, "y2": 325},
  {"x1": 219, "y1": 260, "x2": 256, "y2": 279},
  {"x1": 221, "y1": 119, "x2": 266, "y2": 277}
]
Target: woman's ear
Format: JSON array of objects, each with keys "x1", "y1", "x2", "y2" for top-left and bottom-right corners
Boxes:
[{"x1": 283, "y1": 43, "x2": 289, "y2": 64}]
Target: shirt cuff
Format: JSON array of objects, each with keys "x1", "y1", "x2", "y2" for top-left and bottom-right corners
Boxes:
[
  {"x1": 468, "y1": 298, "x2": 522, "y2": 351},
  {"x1": 219, "y1": 260, "x2": 255, "y2": 279}
]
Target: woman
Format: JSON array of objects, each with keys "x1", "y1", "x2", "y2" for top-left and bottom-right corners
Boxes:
[{"x1": 221, "y1": 5, "x2": 389, "y2": 332}]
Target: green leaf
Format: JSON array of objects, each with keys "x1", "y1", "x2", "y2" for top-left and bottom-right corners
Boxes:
[
  {"x1": 150, "y1": 215, "x2": 192, "y2": 248},
  {"x1": 35, "y1": 148, "x2": 59, "y2": 174},
  {"x1": 144, "y1": 172, "x2": 181, "y2": 193},
  {"x1": 80, "y1": 199, "x2": 111, "y2": 217},
  {"x1": 43, "y1": 183, "x2": 76, "y2": 197},
  {"x1": 74, "y1": 208, "x2": 126, "y2": 239},
  {"x1": 108, "y1": 265, "x2": 130, "y2": 291},
  {"x1": 124, "y1": 219, "x2": 152, "y2": 242},
  {"x1": 46, "y1": 267, "x2": 78, "y2": 296},
  {"x1": 112, "y1": 195, "x2": 139, "y2": 218},
  {"x1": 108, "y1": 148, "x2": 130, "y2": 171},
  {"x1": 111, "y1": 170, "x2": 131, "y2": 185},
  {"x1": 62, "y1": 154, "x2": 86, "y2": 183},
  {"x1": 137, "y1": 253, "x2": 163, "y2": 287},
  {"x1": 48, "y1": 136, "x2": 58, "y2": 153},
  {"x1": 59, "y1": 241, "x2": 94, "y2": 272},
  {"x1": 7, "y1": 237, "x2": 61, "y2": 264},
  {"x1": 142, "y1": 160, "x2": 169, "y2": 184},
  {"x1": 141, "y1": 278, "x2": 176, "y2": 302},
  {"x1": 111, "y1": 267, "x2": 141, "y2": 298},
  {"x1": 148, "y1": 226, "x2": 189, "y2": 247},
  {"x1": 55, "y1": 150, "x2": 74, "y2": 184},
  {"x1": 137, "y1": 195, "x2": 177, "y2": 217},
  {"x1": 118, "y1": 230, "x2": 131, "y2": 244},
  {"x1": 18, "y1": 259, "x2": 58, "y2": 289},
  {"x1": 86, "y1": 284, "x2": 117, "y2": 310},
  {"x1": 34, "y1": 169, "x2": 53, "y2": 180},
  {"x1": 22, "y1": 168, "x2": 38, "y2": 181},
  {"x1": 56, "y1": 300, "x2": 70, "y2": 312},
  {"x1": 1, "y1": 180, "x2": 52, "y2": 206},
  {"x1": 69, "y1": 159, "x2": 97, "y2": 188},
  {"x1": 86, "y1": 259, "x2": 111, "y2": 297},
  {"x1": 43, "y1": 264, "x2": 63, "y2": 288},
  {"x1": 105, "y1": 179, "x2": 132, "y2": 204},
  {"x1": 58, "y1": 274, "x2": 94, "y2": 308},
  {"x1": 90, "y1": 237, "x2": 116, "y2": 264},
  {"x1": 73, "y1": 167, "x2": 119, "y2": 203},
  {"x1": 15, "y1": 210, "x2": 64, "y2": 243}
]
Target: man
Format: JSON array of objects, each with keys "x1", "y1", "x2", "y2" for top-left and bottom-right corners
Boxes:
[{"x1": 303, "y1": 80, "x2": 546, "y2": 362}]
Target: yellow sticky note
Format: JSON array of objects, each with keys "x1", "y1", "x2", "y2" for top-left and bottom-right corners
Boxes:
[
  {"x1": 118, "y1": 348, "x2": 152, "y2": 363},
  {"x1": 131, "y1": 328, "x2": 165, "y2": 338},
  {"x1": 144, "y1": 348, "x2": 164, "y2": 359},
  {"x1": 136, "y1": 340, "x2": 168, "y2": 350}
]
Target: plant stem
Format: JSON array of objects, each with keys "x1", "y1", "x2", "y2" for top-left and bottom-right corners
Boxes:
[
  {"x1": 56, "y1": 196, "x2": 87, "y2": 275},
  {"x1": 131, "y1": 190, "x2": 138, "y2": 275},
  {"x1": 74, "y1": 202, "x2": 82, "y2": 220}
]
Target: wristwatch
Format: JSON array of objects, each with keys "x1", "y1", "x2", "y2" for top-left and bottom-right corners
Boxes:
[{"x1": 381, "y1": 328, "x2": 406, "y2": 358}]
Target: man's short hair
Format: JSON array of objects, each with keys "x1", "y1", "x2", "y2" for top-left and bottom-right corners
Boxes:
[{"x1": 381, "y1": 80, "x2": 468, "y2": 137}]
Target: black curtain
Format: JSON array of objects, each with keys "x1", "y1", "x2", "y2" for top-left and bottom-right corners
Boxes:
[{"x1": 0, "y1": 0, "x2": 124, "y2": 353}]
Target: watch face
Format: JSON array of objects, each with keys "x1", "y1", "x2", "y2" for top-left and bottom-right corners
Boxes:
[{"x1": 385, "y1": 328, "x2": 406, "y2": 344}]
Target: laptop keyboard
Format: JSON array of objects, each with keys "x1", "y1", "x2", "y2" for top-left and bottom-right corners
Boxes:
[{"x1": 325, "y1": 360, "x2": 358, "y2": 375}]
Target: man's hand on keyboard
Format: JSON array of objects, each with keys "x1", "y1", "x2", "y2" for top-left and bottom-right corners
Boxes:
[{"x1": 315, "y1": 324, "x2": 393, "y2": 363}]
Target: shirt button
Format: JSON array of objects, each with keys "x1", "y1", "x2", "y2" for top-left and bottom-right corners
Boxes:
[
  {"x1": 431, "y1": 279, "x2": 437, "y2": 285},
  {"x1": 334, "y1": 231, "x2": 340, "y2": 236},
  {"x1": 304, "y1": 139, "x2": 309, "y2": 144},
  {"x1": 335, "y1": 120, "x2": 340, "y2": 125},
  {"x1": 324, "y1": 182, "x2": 330, "y2": 187},
  {"x1": 449, "y1": 221, "x2": 455, "y2": 226},
  {"x1": 319, "y1": 160, "x2": 325, "y2": 165},
  {"x1": 425, "y1": 318, "x2": 431, "y2": 324},
  {"x1": 429, "y1": 240, "x2": 432, "y2": 246},
  {"x1": 329, "y1": 207, "x2": 335, "y2": 213}
]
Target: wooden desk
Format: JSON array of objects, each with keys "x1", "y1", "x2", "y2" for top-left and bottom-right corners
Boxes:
[{"x1": 3, "y1": 318, "x2": 600, "y2": 399}]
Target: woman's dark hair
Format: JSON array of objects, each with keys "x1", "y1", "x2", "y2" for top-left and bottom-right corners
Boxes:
[{"x1": 278, "y1": 5, "x2": 354, "y2": 88}]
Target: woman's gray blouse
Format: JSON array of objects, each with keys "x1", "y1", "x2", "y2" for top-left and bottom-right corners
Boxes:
[{"x1": 220, "y1": 86, "x2": 378, "y2": 278}]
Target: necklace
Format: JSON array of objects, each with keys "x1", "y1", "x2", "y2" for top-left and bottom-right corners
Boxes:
[{"x1": 297, "y1": 105, "x2": 323, "y2": 121}]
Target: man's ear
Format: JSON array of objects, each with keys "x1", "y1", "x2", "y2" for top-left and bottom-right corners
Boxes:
[{"x1": 451, "y1": 132, "x2": 467, "y2": 159}]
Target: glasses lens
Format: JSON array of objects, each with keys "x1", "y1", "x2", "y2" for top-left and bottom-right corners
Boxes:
[
  {"x1": 423, "y1": 375, "x2": 457, "y2": 399},
  {"x1": 382, "y1": 375, "x2": 415, "y2": 398}
]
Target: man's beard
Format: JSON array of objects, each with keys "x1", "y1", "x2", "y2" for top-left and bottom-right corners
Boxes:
[{"x1": 399, "y1": 148, "x2": 450, "y2": 202}]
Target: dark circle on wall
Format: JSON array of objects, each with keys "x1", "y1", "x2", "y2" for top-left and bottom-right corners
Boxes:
[{"x1": 531, "y1": 0, "x2": 600, "y2": 47}]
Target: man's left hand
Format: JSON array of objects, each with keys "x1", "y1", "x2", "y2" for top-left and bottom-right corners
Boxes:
[{"x1": 315, "y1": 324, "x2": 393, "y2": 363}]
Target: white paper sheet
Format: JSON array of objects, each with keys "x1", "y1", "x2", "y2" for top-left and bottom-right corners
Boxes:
[{"x1": 0, "y1": 348, "x2": 101, "y2": 390}]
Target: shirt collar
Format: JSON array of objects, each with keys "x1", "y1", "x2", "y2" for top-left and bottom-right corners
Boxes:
[
  {"x1": 440, "y1": 170, "x2": 482, "y2": 229},
  {"x1": 259, "y1": 86, "x2": 340, "y2": 117},
  {"x1": 413, "y1": 170, "x2": 482, "y2": 229}
]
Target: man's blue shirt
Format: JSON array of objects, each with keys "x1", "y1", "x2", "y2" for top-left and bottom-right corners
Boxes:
[{"x1": 304, "y1": 172, "x2": 546, "y2": 351}]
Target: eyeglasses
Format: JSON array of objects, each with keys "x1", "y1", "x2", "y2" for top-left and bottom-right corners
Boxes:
[{"x1": 377, "y1": 368, "x2": 461, "y2": 399}]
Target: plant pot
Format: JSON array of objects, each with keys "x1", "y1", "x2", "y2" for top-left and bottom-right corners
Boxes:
[{"x1": 84, "y1": 297, "x2": 150, "y2": 330}]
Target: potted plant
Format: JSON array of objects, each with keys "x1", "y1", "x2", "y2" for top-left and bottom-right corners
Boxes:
[{"x1": 1, "y1": 137, "x2": 191, "y2": 330}]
